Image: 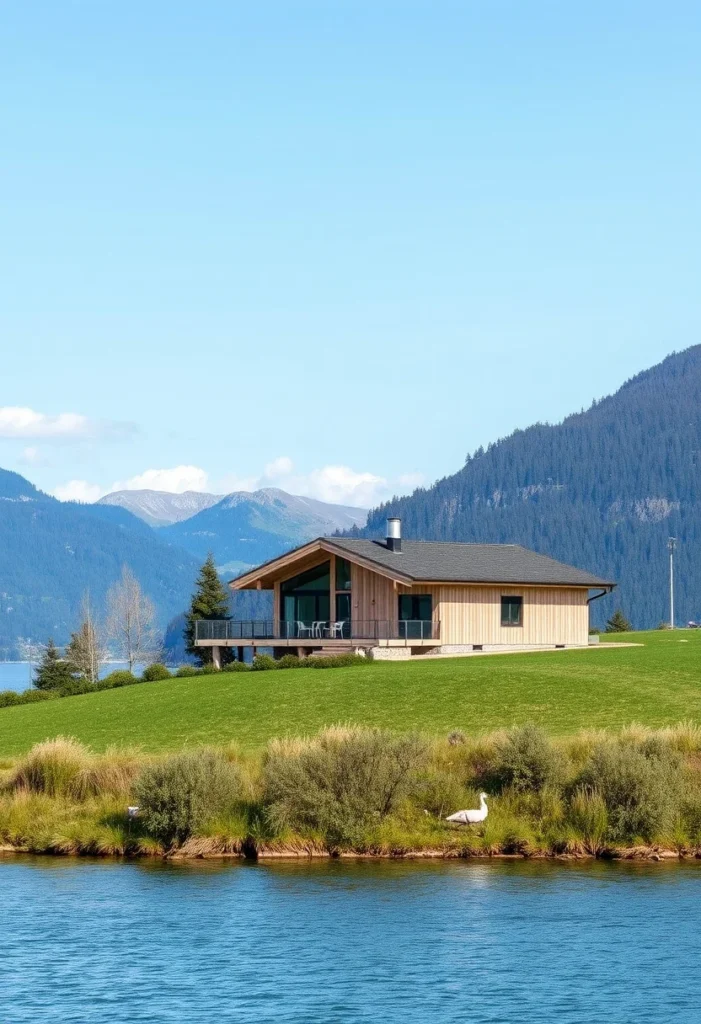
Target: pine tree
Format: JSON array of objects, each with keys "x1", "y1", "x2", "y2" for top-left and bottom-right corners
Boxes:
[
  {"x1": 184, "y1": 554, "x2": 232, "y2": 665},
  {"x1": 605, "y1": 608, "x2": 632, "y2": 633},
  {"x1": 34, "y1": 639, "x2": 76, "y2": 691}
]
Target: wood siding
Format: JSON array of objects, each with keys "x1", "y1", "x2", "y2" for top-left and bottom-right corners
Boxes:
[
  {"x1": 432, "y1": 584, "x2": 589, "y2": 646},
  {"x1": 349, "y1": 566, "x2": 589, "y2": 645}
]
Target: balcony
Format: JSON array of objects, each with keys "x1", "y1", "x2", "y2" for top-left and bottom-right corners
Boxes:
[{"x1": 194, "y1": 619, "x2": 441, "y2": 646}]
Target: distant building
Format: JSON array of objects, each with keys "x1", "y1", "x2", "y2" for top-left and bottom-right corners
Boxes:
[{"x1": 195, "y1": 518, "x2": 614, "y2": 662}]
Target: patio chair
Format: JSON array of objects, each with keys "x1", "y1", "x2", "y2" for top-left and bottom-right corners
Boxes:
[
  {"x1": 312, "y1": 621, "x2": 326, "y2": 638},
  {"x1": 326, "y1": 621, "x2": 345, "y2": 639},
  {"x1": 296, "y1": 621, "x2": 313, "y2": 638}
]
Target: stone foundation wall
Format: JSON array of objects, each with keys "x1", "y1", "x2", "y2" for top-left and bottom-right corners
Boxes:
[{"x1": 367, "y1": 647, "x2": 412, "y2": 661}]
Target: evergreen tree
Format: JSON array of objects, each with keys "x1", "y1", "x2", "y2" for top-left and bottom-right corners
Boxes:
[
  {"x1": 34, "y1": 639, "x2": 76, "y2": 690},
  {"x1": 605, "y1": 609, "x2": 632, "y2": 633},
  {"x1": 184, "y1": 554, "x2": 232, "y2": 665}
]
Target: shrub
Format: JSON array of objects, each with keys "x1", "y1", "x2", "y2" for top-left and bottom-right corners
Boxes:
[
  {"x1": 200, "y1": 664, "x2": 221, "y2": 675},
  {"x1": 489, "y1": 724, "x2": 565, "y2": 793},
  {"x1": 251, "y1": 654, "x2": 277, "y2": 671},
  {"x1": 175, "y1": 665, "x2": 203, "y2": 677},
  {"x1": 577, "y1": 738, "x2": 683, "y2": 843},
  {"x1": 58, "y1": 678, "x2": 96, "y2": 697},
  {"x1": 97, "y1": 670, "x2": 138, "y2": 689},
  {"x1": 18, "y1": 689, "x2": 57, "y2": 704},
  {"x1": 0, "y1": 691, "x2": 21, "y2": 708},
  {"x1": 222, "y1": 661, "x2": 250, "y2": 672},
  {"x1": 134, "y1": 749, "x2": 242, "y2": 847},
  {"x1": 11, "y1": 737, "x2": 91, "y2": 797},
  {"x1": 276, "y1": 655, "x2": 302, "y2": 669},
  {"x1": 416, "y1": 768, "x2": 471, "y2": 818},
  {"x1": 142, "y1": 663, "x2": 171, "y2": 682},
  {"x1": 306, "y1": 653, "x2": 366, "y2": 669},
  {"x1": 263, "y1": 726, "x2": 428, "y2": 847}
]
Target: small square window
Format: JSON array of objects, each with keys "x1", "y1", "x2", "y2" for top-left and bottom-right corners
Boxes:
[{"x1": 501, "y1": 595, "x2": 523, "y2": 627}]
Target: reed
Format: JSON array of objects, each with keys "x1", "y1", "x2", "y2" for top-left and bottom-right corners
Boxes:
[{"x1": 1, "y1": 724, "x2": 701, "y2": 858}]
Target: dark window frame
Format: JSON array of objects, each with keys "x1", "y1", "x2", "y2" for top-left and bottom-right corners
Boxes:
[{"x1": 501, "y1": 595, "x2": 523, "y2": 627}]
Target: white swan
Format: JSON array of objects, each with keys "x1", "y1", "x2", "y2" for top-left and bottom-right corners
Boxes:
[{"x1": 446, "y1": 792, "x2": 488, "y2": 825}]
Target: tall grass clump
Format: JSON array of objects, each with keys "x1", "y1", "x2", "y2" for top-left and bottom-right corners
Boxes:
[
  {"x1": 10, "y1": 737, "x2": 91, "y2": 797},
  {"x1": 263, "y1": 726, "x2": 428, "y2": 848},
  {"x1": 134, "y1": 749, "x2": 242, "y2": 847},
  {"x1": 567, "y1": 787, "x2": 609, "y2": 854}
]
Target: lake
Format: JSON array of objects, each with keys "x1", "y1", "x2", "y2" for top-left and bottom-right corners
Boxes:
[
  {"x1": 1, "y1": 858, "x2": 700, "y2": 1023},
  {"x1": 0, "y1": 662, "x2": 146, "y2": 692}
]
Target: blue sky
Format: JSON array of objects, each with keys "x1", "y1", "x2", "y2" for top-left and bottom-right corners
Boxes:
[{"x1": 1, "y1": 2, "x2": 700, "y2": 508}]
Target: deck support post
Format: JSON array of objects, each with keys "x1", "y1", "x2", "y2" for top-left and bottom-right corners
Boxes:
[
  {"x1": 237, "y1": 646, "x2": 244, "y2": 663},
  {"x1": 211, "y1": 646, "x2": 222, "y2": 671}
]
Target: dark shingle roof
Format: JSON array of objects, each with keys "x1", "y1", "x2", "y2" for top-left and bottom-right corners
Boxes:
[{"x1": 328, "y1": 538, "x2": 614, "y2": 588}]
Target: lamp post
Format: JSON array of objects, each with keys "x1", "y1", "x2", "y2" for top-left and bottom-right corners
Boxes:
[{"x1": 668, "y1": 537, "x2": 677, "y2": 630}]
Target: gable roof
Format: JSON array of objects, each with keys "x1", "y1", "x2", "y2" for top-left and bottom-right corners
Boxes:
[{"x1": 231, "y1": 535, "x2": 614, "y2": 589}]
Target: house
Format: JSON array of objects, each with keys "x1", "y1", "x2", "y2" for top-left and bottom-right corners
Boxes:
[{"x1": 195, "y1": 518, "x2": 615, "y2": 663}]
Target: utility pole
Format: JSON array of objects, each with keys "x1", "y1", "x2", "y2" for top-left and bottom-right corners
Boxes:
[{"x1": 668, "y1": 537, "x2": 677, "y2": 629}]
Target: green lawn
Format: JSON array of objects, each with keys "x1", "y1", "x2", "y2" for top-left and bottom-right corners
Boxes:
[{"x1": 1, "y1": 630, "x2": 699, "y2": 757}]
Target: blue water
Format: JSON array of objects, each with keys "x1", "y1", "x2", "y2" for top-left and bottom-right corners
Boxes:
[
  {"x1": 1, "y1": 858, "x2": 700, "y2": 1023},
  {"x1": 0, "y1": 662, "x2": 146, "y2": 692}
]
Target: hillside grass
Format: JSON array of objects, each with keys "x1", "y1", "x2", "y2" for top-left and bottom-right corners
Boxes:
[{"x1": 0, "y1": 630, "x2": 699, "y2": 758}]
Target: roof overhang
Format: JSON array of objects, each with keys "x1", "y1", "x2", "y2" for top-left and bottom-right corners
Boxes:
[{"x1": 229, "y1": 537, "x2": 414, "y2": 590}]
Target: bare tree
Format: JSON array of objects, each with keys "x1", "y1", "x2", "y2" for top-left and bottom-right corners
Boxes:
[
  {"x1": 67, "y1": 591, "x2": 106, "y2": 683},
  {"x1": 104, "y1": 566, "x2": 162, "y2": 672}
]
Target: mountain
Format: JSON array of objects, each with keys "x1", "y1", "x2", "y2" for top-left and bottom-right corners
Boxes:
[
  {"x1": 355, "y1": 346, "x2": 701, "y2": 630},
  {"x1": 160, "y1": 488, "x2": 368, "y2": 573},
  {"x1": 98, "y1": 489, "x2": 223, "y2": 527},
  {"x1": 0, "y1": 468, "x2": 200, "y2": 658}
]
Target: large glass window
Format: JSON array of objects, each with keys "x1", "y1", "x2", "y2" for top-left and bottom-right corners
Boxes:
[
  {"x1": 398, "y1": 594, "x2": 433, "y2": 621},
  {"x1": 335, "y1": 558, "x2": 352, "y2": 591},
  {"x1": 281, "y1": 561, "x2": 331, "y2": 634},
  {"x1": 398, "y1": 594, "x2": 433, "y2": 638},
  {"x1": 501, "y1": 595, "x2": 523, "y2": 626}
]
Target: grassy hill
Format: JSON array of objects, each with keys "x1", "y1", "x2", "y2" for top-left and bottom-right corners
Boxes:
[{"x1": 0, "y1": 631, "x2": 699, "y2": 758}]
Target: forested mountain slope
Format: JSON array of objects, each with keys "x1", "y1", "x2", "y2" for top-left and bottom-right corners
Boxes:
[
  {"x1": 357, "y1": 347, "x2": 701, "y2": 628},
  {"x1": 0, "y1": 469, "x2": 200, "y2": 656}
]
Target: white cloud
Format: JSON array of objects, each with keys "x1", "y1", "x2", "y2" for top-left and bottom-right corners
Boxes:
[
  {"x1": 0, "y1": 406, "x2": 134, "y2": 440},
  {"x1": 264, "y1": 455, "x2": 294, "y2": 478},
  {"x1": 253, "y1": 457, "x2": 390, "y2": 508},
  {"x1": 112, "y1": 465, "x2": 210, "y2": 494},
  {"x1": 397, "y1": 472, "x2": 425, "y2": 490},
  {"x1": 50, "y1": 458, "x2": 424, "y2": 510},
  {"x1": 53, "y1": 479, "x2": 105, "y2": 503},
  {"x1": 19, "y1": 446, "x2": 47, "y2": 466}
]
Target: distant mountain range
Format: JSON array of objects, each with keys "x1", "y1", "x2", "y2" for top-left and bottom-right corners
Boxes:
[
  {"x1": 0, "y1": 469, "x2": 199, "y2": 658},
  {"x1": 159, "y1": 488, "x2": 368, "y2": 573},
  {"x1": 355, "y1": 346, "x2": 701, "y2": 629},
  {"x1": 4, "y1": 345, "x2": 700, "y2": 653},
  {"x1": 98, "y1": 489, "x2": 223, "y2": 527},
  {"x1": 0, "y1": 472, "x2": 367, "y2": 655}
]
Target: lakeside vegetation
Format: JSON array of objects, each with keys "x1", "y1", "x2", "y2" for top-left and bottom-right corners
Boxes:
[
  {"x1": 0, "y1": 630, "x2": 699, "y2": 757},
  {"x1": 2, "y1": 722, "x2": 701, "y2": 859}
]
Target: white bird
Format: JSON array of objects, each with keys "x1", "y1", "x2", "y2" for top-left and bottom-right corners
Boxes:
[{"x1": 446, "y1": 792, "x2": 489, "y2": 825}]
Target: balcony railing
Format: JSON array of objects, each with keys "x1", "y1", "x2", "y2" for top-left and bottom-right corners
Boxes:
[{"x1": 195, "y1": 619, "x2": 440, "y2": 643}]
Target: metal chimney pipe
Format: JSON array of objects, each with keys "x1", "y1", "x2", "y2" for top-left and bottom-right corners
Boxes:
[{"x1": 386, "y1": 517, "x2": 402, "y2": 552}]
